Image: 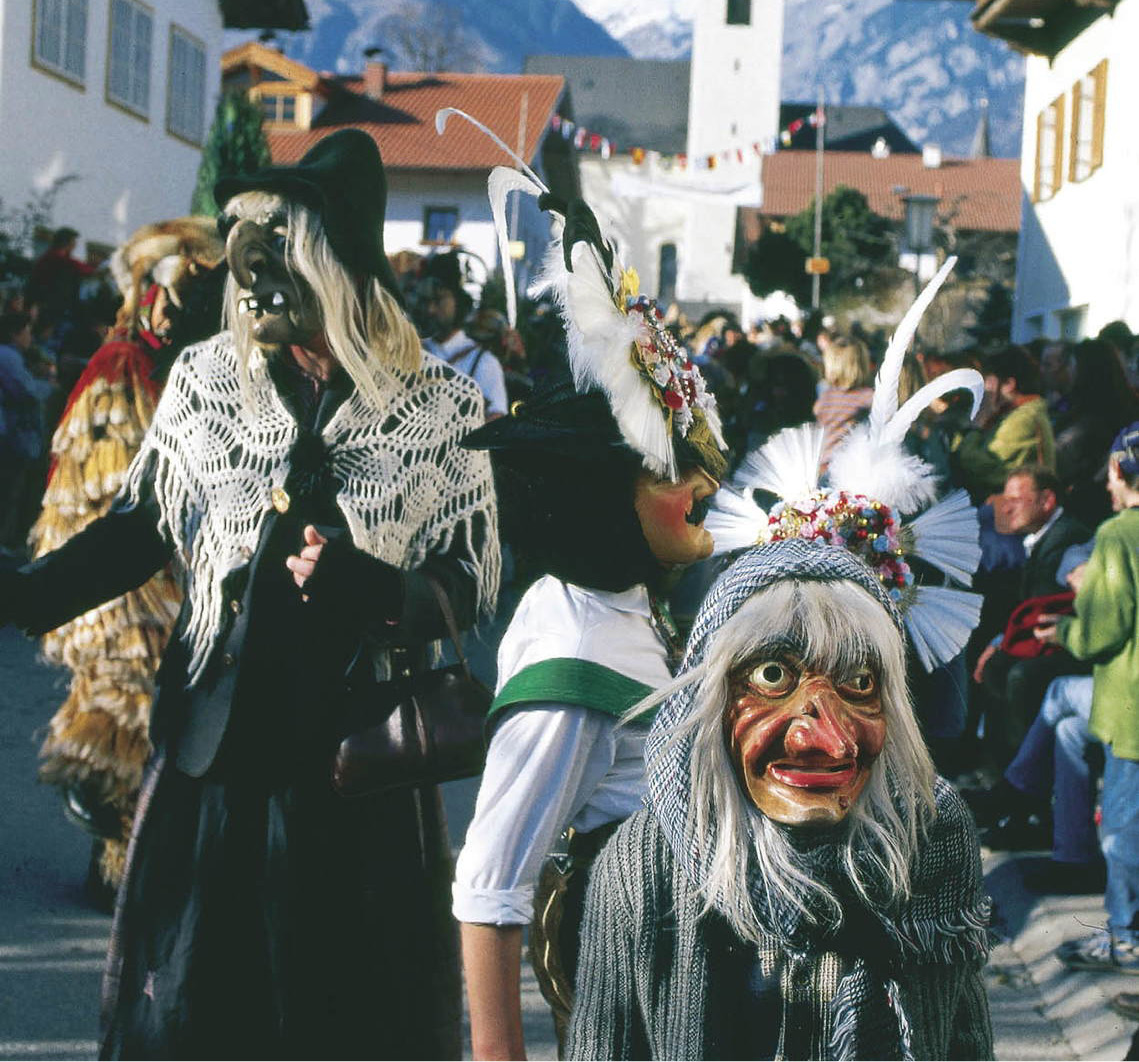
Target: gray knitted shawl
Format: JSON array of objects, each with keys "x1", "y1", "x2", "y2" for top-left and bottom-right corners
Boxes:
[{"x1": 644, "y1": 540, "x2": 990, "y2": 1060}]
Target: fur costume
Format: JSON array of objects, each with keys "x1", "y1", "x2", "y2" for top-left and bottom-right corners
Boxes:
[{"x1": 29, "y1": 217, "x2": 223, "y2": 889}]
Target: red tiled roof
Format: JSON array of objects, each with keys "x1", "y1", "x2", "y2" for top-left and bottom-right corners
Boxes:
[
  {"x1": 266, "y1": 72, "x2": 566, "y2": 172},
  {"x1": 755, "y1": 150, "x2": 1022, "y2": 232}
]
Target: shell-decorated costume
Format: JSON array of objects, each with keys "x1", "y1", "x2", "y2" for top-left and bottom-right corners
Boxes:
[{"x1": 28, "y1": 217, "x2": 224, "y2": 890}]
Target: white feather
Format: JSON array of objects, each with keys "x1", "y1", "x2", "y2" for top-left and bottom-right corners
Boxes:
[
  {"x1": 706, "y1": 488, "x2": 768, "y2": 555},
  {"x1": 435, "y1": 108, "x2": 548, "y2": 191},
  {"x1": 905, "y1": 585, "x2": 983, "y2": 671},
  {"x1": 548, "y1": 240, "x2": 674, "y2": 477},
  {"x1": 825, "y1": 424, "x2": 939, "y2": 515},
  {"x1": 904, "y1": 489, "x2": 981, "y2": 585},
  {"x1": 880, "y1": 368, "x2": 985, "y2": 446},
  {"x1": 733, "y1": 425, "x2": 824, "y2": 500},
  {"x1": 487, "y1": 166, "x2": 546, "y2": 327},
  {"x1": 869, "y1": 255, "x2": 957, "y2": 439}
]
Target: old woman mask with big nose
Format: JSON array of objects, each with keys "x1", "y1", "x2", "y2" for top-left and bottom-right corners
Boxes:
[{"x1": 724, "y1": 634, "x2": 887, "y2": 828}]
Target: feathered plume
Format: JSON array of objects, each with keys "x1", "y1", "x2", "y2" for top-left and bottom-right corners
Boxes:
[
  {"x1": 487, "y1": 166, "x2": 547, "y2": 326},
  {"x1": 906, "y1": 586, "x2": 983, "y2": 672},
  {"x1": 732, "y1": 424, "x2": 823, "y2": 500},
  {"x1": 905, "y1": 488, "x2": 981, "y2": 585},
  {"x1": 436, "y1": 109, "x2": 551, "y2": 328},
  {"x1": 435, "y1": 107, "x2": 546, "y2": 188},
  {"x1": 556, "y1": 242, "x2": 674, "y2": 477},
  {"x1": 706, "y1": 488, "x2": 768, "y2": 553},
  {"x1": 879, "y1": 367, "x2": 984, "y2": 447},
  {"x1": 869, "y1": 255, "x2": 957, "y2": 440},
  {"x1": 825, "y1": 427, "x2": 939, "y2": 515},
  {"x1": 439, "y1": 106, "x2": 726, "y2": 482},
  {"x1": 704, "y1": 256, "x2": 986, "y2": 670}
]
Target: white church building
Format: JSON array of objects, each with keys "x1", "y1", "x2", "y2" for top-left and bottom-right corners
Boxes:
[{"x1": 528, "y1": 0, "x2": 785, "y2": 318}]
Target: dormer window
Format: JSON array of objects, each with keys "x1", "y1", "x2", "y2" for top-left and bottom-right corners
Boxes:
[{"x1": 261, "y1": 93, "x2": 296, "y2": 124}]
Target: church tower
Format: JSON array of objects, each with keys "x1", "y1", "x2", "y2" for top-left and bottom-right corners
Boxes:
[
  {"x1": 680, "y1": 0, "x2": 785, "y2": 308},
  {"x1": 686, "y1": 0, "x2": 784, "y2": 163}
]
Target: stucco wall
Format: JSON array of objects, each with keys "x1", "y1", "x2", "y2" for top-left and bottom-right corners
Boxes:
[
  {"x1": 0, "y1": 0, "x2": 223, "y2": 255},
  {"x1": 1013, "y1": 0, "x2": 1139, "y2": 340}
]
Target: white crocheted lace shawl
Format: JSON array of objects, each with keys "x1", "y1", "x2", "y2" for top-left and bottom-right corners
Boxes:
[{"x1": 123, "y1": 331, "x2": 499, "y2": 682}]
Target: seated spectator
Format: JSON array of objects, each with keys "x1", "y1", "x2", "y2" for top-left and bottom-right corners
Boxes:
[
  {"x1": 955, "y1": 345, "x2": 1055, "y2": 502},
  {"x1": 813, "y1": 332, "x2": 874, "y2": 466},
  {"x1": 972, "y1": 466, "x2": 1091, "y2": 769},
  {"x1": 1055, "y1": 338, "x2": 1139, "y2": 528},
  {"x1": 970, "y1": 549, "x2": 1104, "y2": 891},
  {"x1": 1036, "y1": 422, "x2": 1139, "y2": 973}
]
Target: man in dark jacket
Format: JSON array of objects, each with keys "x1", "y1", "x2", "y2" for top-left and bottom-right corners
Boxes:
[
  {"x1": 1, "y1": 130, "x2": 498, "y2": 1060},
  {"x1": 973, "y1": 465, "x2": 1091, "y2": 772}
]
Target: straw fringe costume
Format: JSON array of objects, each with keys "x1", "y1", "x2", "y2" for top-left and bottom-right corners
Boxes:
[
  {"x1": 29, "y1": 215, "x2": 224, "y2": 892},
  {"x1": 30, "y1": 337, "x2": 181, "y2": 888}
]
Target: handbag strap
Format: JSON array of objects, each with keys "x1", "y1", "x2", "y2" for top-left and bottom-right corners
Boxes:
[{"x1": 423, "y1": 574, "x2": 473, "y2": 679}]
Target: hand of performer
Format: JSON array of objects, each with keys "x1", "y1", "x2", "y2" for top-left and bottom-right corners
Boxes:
[
  {"x1": 972, "y1": 642, "x2": 997, "y2": 685},
  {"x1": 285, "y1": 524, "x2": 328, "y2": 601},
  {"x1": 1034, "y1": 614, "x2": 1061, "y2": 645}
]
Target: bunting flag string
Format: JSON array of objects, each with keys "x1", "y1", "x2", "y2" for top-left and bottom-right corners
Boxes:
[{"x1": 548, "y1": 108, "x2": 825, "y2": 170}]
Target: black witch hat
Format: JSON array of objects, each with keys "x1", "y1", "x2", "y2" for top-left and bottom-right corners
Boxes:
[{"x1": 214, "y1": 128, "x2": 402, "y2": 302}]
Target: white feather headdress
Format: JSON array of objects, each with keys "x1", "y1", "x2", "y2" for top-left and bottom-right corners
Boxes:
[
  {"x1": 709, "y1": 257, "x2": 987, "y2": 670},
  {"x1": 436, "y1": 107, "x2": 727, "y2": 481}
]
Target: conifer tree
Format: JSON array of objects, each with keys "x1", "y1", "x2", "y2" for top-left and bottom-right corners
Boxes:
[{"x1": 190, "y1": 91, "x2": 272, "y2": 215}]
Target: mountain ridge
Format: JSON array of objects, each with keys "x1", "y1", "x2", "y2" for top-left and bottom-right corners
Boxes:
[{"x1": 232, "y1": 0, "x2": 1025, "y2": 158}]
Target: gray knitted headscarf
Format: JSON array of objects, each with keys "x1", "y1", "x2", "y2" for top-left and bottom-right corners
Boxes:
[{"x1": 645, "y1": 538, "x2": 989, "y2": 1061}]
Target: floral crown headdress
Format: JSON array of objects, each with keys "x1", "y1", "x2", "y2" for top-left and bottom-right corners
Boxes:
[
  {"x1": 436, "y1": 108, "x2": 727, "y2": 482},
  {"x1": 707, "y1": 258, "x2": 986, "y2": 670}
]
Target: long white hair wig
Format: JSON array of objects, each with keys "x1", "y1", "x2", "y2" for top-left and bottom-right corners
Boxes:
[
  {"x1": 643, "y1": 577, "x2": 936, "y2": 946},
  {"x1": 221, "y1": 191, "x2": 421, "y2": 406}
]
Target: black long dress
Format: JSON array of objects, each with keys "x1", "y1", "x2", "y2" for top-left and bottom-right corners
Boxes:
[{"x1": 8, "y1": 354, "x2": 472, "y2": 1059}]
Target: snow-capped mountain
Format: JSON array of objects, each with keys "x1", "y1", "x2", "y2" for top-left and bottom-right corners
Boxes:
[
  {"x1": 238, "y1": 0, "x2": 626, "y2": 76},
  {"x1": 575, "y1": 0, "x2": 1024, "y2": 157},
  {"x1": 235, "y1": 0, "x2": 1024, "y2": 158},
  {"x1": 780, "y1": 0, "x2": 1024, "y2": 158},
  {"x1": 573, "y1": 0, "x2": 696, "y2": 59}
]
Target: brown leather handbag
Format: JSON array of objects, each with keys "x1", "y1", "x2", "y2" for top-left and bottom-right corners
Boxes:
[{"x1": 332, "y1": 577, "x2": 491, "y2": 797}]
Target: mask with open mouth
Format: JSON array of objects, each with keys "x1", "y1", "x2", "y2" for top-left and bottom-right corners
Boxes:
[
  {"x1": 222, "y1": 198, "x2": 321, "y2": 347},
  {"x1": 725, "y1": 655, "x2": 886, "y2": 827}
]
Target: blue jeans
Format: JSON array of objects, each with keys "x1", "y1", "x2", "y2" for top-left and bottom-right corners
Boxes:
[
  {"x1": 1005, "y1": 675, "x2": 1099, "y2": 864},
  {"x1": 1102, "y1": 747, "x2": 1139, "y2": 944}
]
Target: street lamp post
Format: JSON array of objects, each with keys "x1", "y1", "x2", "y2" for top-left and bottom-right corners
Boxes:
[
  {"x1": 902, "y1": 193, "x2": 939, "y2": 262},
  {"x1": 900, "y1": 193, "x2": 940, "y2": 347}
]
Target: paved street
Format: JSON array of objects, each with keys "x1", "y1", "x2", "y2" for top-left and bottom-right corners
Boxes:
[{"x1": 0, "y1": 621, "x2": 1135, "y2": 1060}]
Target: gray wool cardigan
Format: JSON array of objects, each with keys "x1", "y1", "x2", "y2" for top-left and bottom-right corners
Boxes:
[{"x1": 565, "y1": 781, "x2": 994, "y2": 1061}]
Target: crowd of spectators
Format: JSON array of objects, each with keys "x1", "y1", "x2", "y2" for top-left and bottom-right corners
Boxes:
[{"x1": 0, "y1": 227, "x2": 116, "y2": 558}]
